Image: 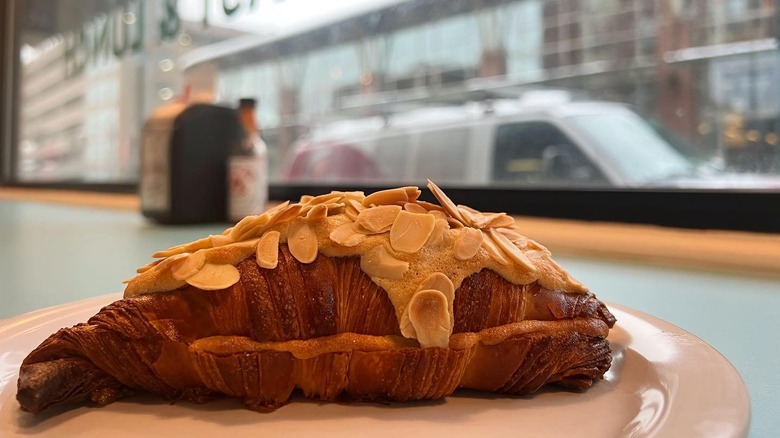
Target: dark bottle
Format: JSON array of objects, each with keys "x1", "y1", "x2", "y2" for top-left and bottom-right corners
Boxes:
[
  {"x1": 228, "y1": 98, "x2": 269, "y2": 223},
  {"x1": 140, "y1": 102, "x2": 243, "y2": 223}
]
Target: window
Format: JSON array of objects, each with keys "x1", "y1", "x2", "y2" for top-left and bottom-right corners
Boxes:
[
  {"x1": 493, "y1": 121, "x2": 606, "y2": 186},
  {"x1": 1, "y1": 0, "x2": 779, "y2": 230}
]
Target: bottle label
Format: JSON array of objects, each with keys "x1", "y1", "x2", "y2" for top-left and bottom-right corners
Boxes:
[
  {"x1": 140, "y1": 124, "x2": 171, "y2": 213},
  {"x1": 228, "y1": 155, "x2": 268, "y2": 221}
]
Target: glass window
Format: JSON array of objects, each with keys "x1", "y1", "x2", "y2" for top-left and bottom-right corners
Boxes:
[
  {"x1": 493, "y1": 121, "x2": 606, "y2": 186},
  {"x1": 2, "y1": 0, "x2": 780, "y2": 229}
]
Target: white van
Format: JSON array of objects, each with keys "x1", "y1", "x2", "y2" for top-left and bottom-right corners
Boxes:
[{"x1": 280, "y1": 98, "x2": 717, "y2": 188}]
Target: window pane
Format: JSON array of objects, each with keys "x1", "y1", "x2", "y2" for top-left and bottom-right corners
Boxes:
[{"x1": 6, "y1": 0, "x2": 780, "y2": 193}]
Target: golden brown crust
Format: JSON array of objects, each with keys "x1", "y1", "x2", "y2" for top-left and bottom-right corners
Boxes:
[{"x1": 18, "y1": 246, "x2": 614, "y2": 413}]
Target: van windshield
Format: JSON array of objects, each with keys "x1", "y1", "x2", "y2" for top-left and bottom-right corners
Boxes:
[{"x1": 567, "y1": 111, "x2": 694, "y2": 186}]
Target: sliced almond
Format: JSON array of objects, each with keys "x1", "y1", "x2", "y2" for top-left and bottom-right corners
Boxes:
[
  {"x1": 171, "y1": 251, "x2": 207, "y2": 280},
  {"x1": 155, "y1": 252, "x2": 191, "y2": 272},
  {"x1": 360, "y1": 245, "x2": 409, "y2": 280},
  {"x1": 446, "y1": 216, "x2": 465, "y2": 229},
  {"x1": 329, "y1": 222, "x2": 366, "y2": 247},
  {"x1": 496, "y1": 227, "x2": 525, "y2": 243},
  {"x1": 229, "y1": 212, "x2": 270, "y2": 240},
  {"x1": 481, "y1": 231, "x2": 510, "y2": 265},
  {"x1": 268, "y1": 203, "x2": 303, "y2": 226},
  {"x1": 343, "y1": 191, "x2": 365, "y2": 200},
  {"x1": 287, "y1": 220, "x2": 318, "y2": 264},
  {"x1": 457, "y1": 206, "x2": 481, "y2": 228},
  {"x1": 427, "y1": 218, "x2": 450, "y2": 247},
  {"x1": 344, "y1": 206, "x2": 359, "y2": 221},
  {"x1": 418, "y1": 273, "x2": 454, "y2": 301},
  {"x1": 136, "y1": 259, "x2": 161, "y2": 274},
  {"x1": 309, "y1": 192, "x2": 344, "y2": 205},
  {"x1": 363, "y1": 187, "x2": 416, "y2": 207},
  {"x1": 347, "y1": 198, "x2": 365, "y2": 212},
  {"x1": 389, "y1": 210, "x2": 436, "y2": 253},
  {"x1": 417, "y1": 201, "x2": 444, "y2": 212},
  {"x1": 323, "y1": 202, "x2": 345, "y2": 214},
  {"x1": 306, "y1": 203, "x2": 328, "y2": 221},
  {"x1": 488, "y1": 228, "x2": 537, "y2": 272},
  {"x1": 407, "y1": 289, "x2": 451, "y2": 348},
  {"x1": 299, "y1": 195, "x2": 314, "y2": 204},
  {"x1": 454, "y1": 228, "x2": 483, "y2": 260},
  {"x1": 152, "y1": 245, "x2": 188, "y2": 259},
  {"x1": 202, "y1": 239, "x2": 259, "y2": 266},
  {"x1": 355, "y1": 205, "x2": 401, "y2": 233},
  {"x1": 185, "y1": 236, "x2": 215, "y2": 252},
  {"x1": 404, "y1": 187, "x2": 422, "y2": 202},
  {"x1": 255, "y1": 230, "x2": 281, "y2": 269},
  {"x1": 209, "y1": 234, "x2": 232, "y2": 247},
  {"x1": 485, "y1": 213, "x2": 515, "y2": 229},
  {"x1": 426, "y1": 180, "x2": 466, "y2": 224},
  {"x1": 403, "y1": 202, "x2": 428, "y2": 214},
  {"x1": 185, "y1": 263, "x2": 241, "y2": 290}
]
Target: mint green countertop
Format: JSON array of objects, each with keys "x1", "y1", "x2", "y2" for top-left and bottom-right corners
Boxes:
[{"x1": 1, "y1": 199, "x2": 778, "y2": 436}]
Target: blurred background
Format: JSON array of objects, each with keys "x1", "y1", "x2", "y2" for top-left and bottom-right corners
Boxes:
[{"x1": 1, "y1": 0, "x2": 780, "y2": 220}]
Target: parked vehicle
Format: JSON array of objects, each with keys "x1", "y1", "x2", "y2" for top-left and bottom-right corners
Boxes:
[{"x1": 282, "y1": 97, "x2": 780, "y2": 189}]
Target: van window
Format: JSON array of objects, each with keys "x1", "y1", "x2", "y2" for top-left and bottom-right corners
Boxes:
[
  {"x1": 493, "y1": 121, "x2": 606, "y2": 186},
  {"x1": 414, "y1": 129, "x2": 469, "y2": 182}
]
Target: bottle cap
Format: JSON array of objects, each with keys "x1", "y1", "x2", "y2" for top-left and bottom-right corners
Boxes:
[{"x1": 239, "y1": 98, "x2": 257, "y2": 108}]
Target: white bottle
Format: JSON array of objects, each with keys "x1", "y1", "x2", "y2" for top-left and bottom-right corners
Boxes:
[{"x1": 228, "y1": 98, "x2": 268, "y2": 223}]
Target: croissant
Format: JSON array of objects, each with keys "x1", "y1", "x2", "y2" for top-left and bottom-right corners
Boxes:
[{"x1": 17, "y1": 181, "x2": 616, "y2": 414}]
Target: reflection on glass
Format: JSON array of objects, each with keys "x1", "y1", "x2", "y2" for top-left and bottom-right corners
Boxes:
[{"x1": 10, "y1": 0, "x2": 780, "y2": 189}]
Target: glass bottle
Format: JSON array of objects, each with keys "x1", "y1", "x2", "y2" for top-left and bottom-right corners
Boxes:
[{"x1": 228, "y1": 98, "x2": 269, "y2": 222}]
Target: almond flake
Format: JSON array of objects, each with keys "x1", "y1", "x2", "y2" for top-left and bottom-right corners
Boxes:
[
  {"x1": 152, "y1": 245, "x2": 187, "y2": 259},
  {"x1": 299, "y1": 195, "x2": 314, "y2": 203},
  {"x1": 269, "y1": 203, "x2": 303, "y2": 226},
  {"x1": 344, "y1": 206, "x2": 359, "y2": 221},
  {"x1": 185, "y1": 263, "x2": 241, "y2": 290},
  {"x1": 306, "y1": 204, "x2": 328, "y2": 221},
  {"x1": 360, "y1": 245, "x2": 409, "y2": 280},
  {"x1": 418, "y1": 273, "x2": 454, "y2": 304},
  {"x1": 389, "y1": 210, "x2": 436, "y2": 253},
  {"x1": 427, "y1": 180, "x2": 466, "y2": 224},
  {"x1": 136, "y1": 259, "x2": 161, "y2": 273},
  {"x1": 287, "y1": 220, "x2": 318, "y2": 263},
  {"x1": 229, "y1": 212, "x2": 270, "y2": 240},
  {"x1": 363, "y1": 187, "x2": 415, "y2": 207},
  {"x1": 309, "y1": 192, "x2": 344, "y2": 205},
  {"x1": 403, "y1": 202, "x2": 428, "y2": 214},
  {"x1": 172, "y1": 251, "x2": 207, "y2": 280},
  {"x1": 457, "y1": 206, "x2": 481, "y2": 228},
  {"x1": 496, "y1": 227, "x2": 525, "y2": 243},
  {"x1": 404, "y1": 187, "x2": 422, "y2": 202},
  {"x1": 481, "y1": 231, "x2": 510, "y2": 265},
  {"x1": 155, "y1": 252, "x2": 191, "y2": 272},
  {"x1": 329, "y1": 222, "x2": 366, "y2": 247},
  {"x1": 202, "y1": 239, "x2": 259, "y2": 266},
  {"x1": 256, "y1": 231, "x2": 281, "y2": 269},
  {"x1": 427, "y1": 218, "x2": 450, "y2": 247},
  {"x1": 485, "y1": 213, "x2": 515, "y2": 229},
  {"x1": 417, "y1": 201, "x2": 444, "y2": 212},
  {"x1": 209, "y1": 234, "x2": 232, "y2": 247},
  {"x1": 454, "y1": 228, "x2": 483, "y2": 260},
  {"x1": 488, "y1": 228, "x2": 537, "y2": 272},
  {"x1": 407, "y1": 289, "x2": 451, "y2": 348},
  {"x1": 355, "y1": 205, "x2": 401, "y2": 233}
]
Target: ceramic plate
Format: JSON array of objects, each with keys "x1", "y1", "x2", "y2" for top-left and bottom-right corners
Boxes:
[{"x1": 0, "y1": 295, "x2": 749, "y2": 437}]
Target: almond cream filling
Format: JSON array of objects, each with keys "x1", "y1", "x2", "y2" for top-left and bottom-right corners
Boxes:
[{"x1": 125, "y1": 181, "x2": 587, "y2": 348}]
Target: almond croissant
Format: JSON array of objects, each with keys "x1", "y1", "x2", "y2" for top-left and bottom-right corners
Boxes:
[{"x1": 17, "y1": 182, "x2": 615, "y2": 414}]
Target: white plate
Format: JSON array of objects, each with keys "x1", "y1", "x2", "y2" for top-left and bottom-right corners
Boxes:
[{"x1": 0, "y1": 295, "x2": 749, "y2": 437}]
